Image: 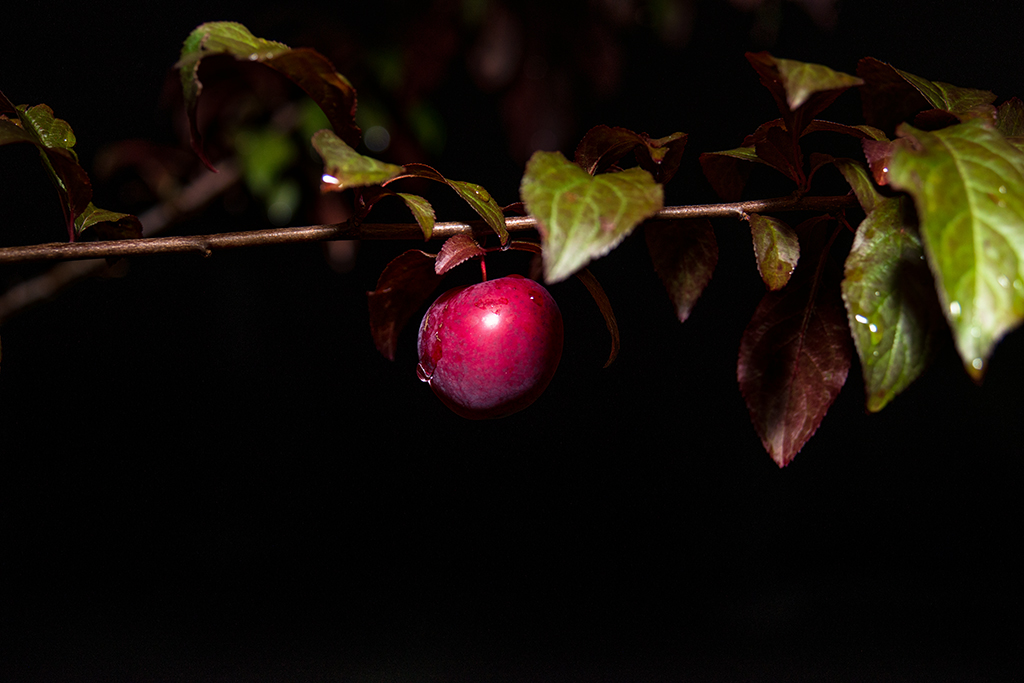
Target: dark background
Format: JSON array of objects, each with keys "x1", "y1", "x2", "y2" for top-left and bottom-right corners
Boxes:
[{"x1": 2, "y1": 1, "x2": 1022, "y2": 680}]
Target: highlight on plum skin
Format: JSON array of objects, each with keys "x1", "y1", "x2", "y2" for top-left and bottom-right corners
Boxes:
[{"x1": 416, "y1": 274, "x2": 564, "y2": 419}]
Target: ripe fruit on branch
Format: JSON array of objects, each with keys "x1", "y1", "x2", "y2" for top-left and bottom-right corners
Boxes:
[{"x1": 416, "y1": 274, "x2": 564, "y2": 419}]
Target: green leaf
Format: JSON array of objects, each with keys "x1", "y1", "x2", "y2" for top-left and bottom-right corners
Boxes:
[
  {"x1": 521, "y1": 151, "x2": 663, "y2": 284},
  {"x1": 74, "y1": 203, "x2": 144, "y2": 240},
  {"x1": 835, "y1": 159, "x2": 942, "y2": 411},
  {"x1": 313, "y1": 129, "x2": 403, "y2": 191},
  {"x1": 747, "y1": 213, "x2": 799, "y2": 291},
  {"x1": 178, "y1": 21, "x2": 360, "y2": 169},
  {"x1": 395, "y1": 193, "x2": 436, "y2": 240},
  {"x1": 645, "y1": 219, "x2": 718, "y2": 323},
  {"x1": 390, "y1": 164, "x2": 509, "y2": 245},
  {"x1": 888, "y1": 119, "x2": 1024, "y2": 379},
  {"x1": 746, "y1": 52, "x2": 862, "y2": 135},
  {"x1": 858, "y1": 57, "x2": 996, "y2": 134}
]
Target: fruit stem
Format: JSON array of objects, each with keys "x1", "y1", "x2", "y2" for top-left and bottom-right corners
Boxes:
[{"x1": 479, "y1": 257, "x2": 488, "y2": 282}]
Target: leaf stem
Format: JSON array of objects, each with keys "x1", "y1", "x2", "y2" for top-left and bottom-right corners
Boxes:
[{"x1": 0, "y1": 194, "x2": 857, "y2": 265}]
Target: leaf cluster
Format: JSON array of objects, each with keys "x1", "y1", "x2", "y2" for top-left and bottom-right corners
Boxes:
[{"x1": 4, "y1": 21, "x2": 1024, "y2": 467}]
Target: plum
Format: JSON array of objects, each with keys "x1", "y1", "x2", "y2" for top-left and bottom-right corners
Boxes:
[{"x1": 416, "y1": 274, "x2": 563, "y2": 419}]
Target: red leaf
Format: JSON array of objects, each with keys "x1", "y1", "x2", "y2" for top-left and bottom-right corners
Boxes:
[
  {"x1": 645, "y1": 219, "x2": 718, "y2": 323},
  {"x1": 435, "y1": 234, "x2": 486, "y2": 275},
  {"x1": 737, "y1": 238, "x2": 852, "y2": 466},
  {"x1": 367, "y1": 250, "x2": 444, "y2": 361}
]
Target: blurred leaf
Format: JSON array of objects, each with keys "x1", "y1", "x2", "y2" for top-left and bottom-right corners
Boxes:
[
  {"x1": 746, "y1": 52, "x2": 862, "y2": 135},
  {"x1": 521, "y1": 150, "x2": 663, "y2": 284},
  {"x1": 435, "y1": 233, "x2": 486, "y2": 275},
  {"x1": 738, "y1": 235, "x2": 851, "y2": 467},
  {"x1": 747, "y1": 213, "x2": 799, "y2": 290},
  {"x1": 803, "y1": 120, "x2": 887, "y2": 140},
  {"x1": 645, "y1": 219, "x2": 718, "y2": 323},
  {"x1": 391, "y1": 164, "x2": 508, "y2": 245},
  {"x1": 178, "y1": 21, "x2": 360, "y2": 170},
  {"x1": 996, "y1": 98, "x2": 1024, "y2": 136},
  {"x1": 835, "y1": 159, "x2": 942, "y2": 411},
  {"x1": 74, "y1": 203, "x2": 143, "y2": 240},
  {"x1": 861, "y1": 138, "x2": 897, "y2": 185},
  {"x1": 313, "y1": 129, "x2": 403, "y2": 192},
  {"x1": 888, "y1": 119, "x2": 1024, "y2": 380},
  {"x1": 235, "y1": 126, "x2": 298, "y2": 198},
  {"x1": 367, "y1": 249, "x2": 444, "y2": 361}
]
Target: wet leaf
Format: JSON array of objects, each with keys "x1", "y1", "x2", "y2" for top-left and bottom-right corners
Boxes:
[
  {"x1": 390, "y1": 164, "x2": 509, "y2": 245},
  {"x1": 74, "y1": 203, "x2": 143, "y2": 240},
  {"x1": 521, "y1": 151, "x2": 663, "y2": 283},
  {"x1": 367, "y1": 249, "x2": 444, "y2": 361},
  {"x1": 835, "y1": 159, "x2": 942, "y2": 412},
  {"x1": 738, "y1": 238, "x2": 852, "y2": 466},
  {"x1": 645, "y1": 219, "x2": 718, "y2": 323},
  {"x1": 178, "y1": 21, "x2": 360, "y2": 169},
  {"x1": 747, "y1": 213, "x2": 799, "y2": 291},
  {"x1": 1, "y1": 102, "x2": 95, "y2": 240},
  {"x1": 435, "y1": 234, "x2": 486, "y2": 275},
  {"x1": 746, "y1": 52, "x2": 862, "y2": 135},
  {"x1": 888, "y1": 119, "x2": 1024, "y2": 379},
  {"x1": 313, "y1": 129, "x2": 403, "y2": 191}
]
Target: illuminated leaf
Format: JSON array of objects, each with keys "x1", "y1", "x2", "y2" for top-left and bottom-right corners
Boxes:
[
  {"x1": 521, "y1": 151, "x2": 663, "y2": 283},
  {"x1": 747, "y1": 213, "x2": 799, "y2": 290},
  {"x1": 835, "y1": 159, "x2": 942, "y2": 411},
  {"x1": 746, "y1": 52, "x2": 862, "y2": 135},
  {"x1": 313, "y1": 129, "x2": 402, "y2": 191},
  {"x1": 74, "y1": 203, "x2": 143, "y2": 240},
  {"x1": 435, "y1": 234, "x2": 486, "y2": 275},
  {"x1": 178, "y1": 21, "x2": 359, "y2": 169},
  {"x1": 390, "y1": 164, "x2": 508, "y2": 245},
  {"x1": 888, "y1": 119, "x2": 1024, "y2": 379}
]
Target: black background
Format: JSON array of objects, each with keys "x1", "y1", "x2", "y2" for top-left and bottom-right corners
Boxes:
[{"x1": 2, "y1": 1, "x2": 1023, "y2": 680}]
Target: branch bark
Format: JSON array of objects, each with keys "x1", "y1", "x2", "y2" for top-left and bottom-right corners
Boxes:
[{"x1": 0, "y1": 194, "x2": 858, "y2": 265}]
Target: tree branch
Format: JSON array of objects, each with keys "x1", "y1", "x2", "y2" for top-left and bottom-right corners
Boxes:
[{"x1": 0, "y1": 194, "x2": 858, "y2": 265}]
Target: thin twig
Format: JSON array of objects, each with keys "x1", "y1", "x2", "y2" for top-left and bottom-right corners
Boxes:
[{"x1": 0, "y1": 194, "x2": 858, "y2": 266}]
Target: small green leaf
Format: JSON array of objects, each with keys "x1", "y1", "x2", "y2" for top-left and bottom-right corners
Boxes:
[
  {"x1": 835, "y1": 159, "x2": 942, "y2": 411},
  {"x1": 746, "y1": 52, "x2": 862, "y2": 135},
  {"x1": 390, "y1": 164, "x2": 508, "y2": 245},
  {"x1": 747, "y1": 213, "x2": 799, "y2": 291},
  {"x1": 521, "y1": 151, "x2": 663, "y2": 284},
  {"x1": 395, "y1": 193, "x2": 435, "y2": 240},
  {"x1": 645, "y1": 219, "x2": 718, "y2": 323},
  {"x1": 74, "y1": 203, "x2": 144, "y2": 240},
  {"x1": 178, "y1": 21, "x2": 360, "y2": 169},
  {"x1": 313, "y1": 129, "x2": 403, "y2": 191},
  {"x1": 888, "y1": 119, "x2": 1024, "y2": 379}
]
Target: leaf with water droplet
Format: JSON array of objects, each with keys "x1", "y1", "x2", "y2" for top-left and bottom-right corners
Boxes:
[
  {"x1": 312, "y1": 129, "x2": 403, "y2": 191},
  {"x1": 737, "y1": 234, "x2": 852, "y2": 467},
  {"x1": 888, "y1": 119, "x2": 1024, "y2": 380},
  {"x1": 177, "y1": 21, "x2": 359, "y2": 170},
  {"x1": 747, "y1": 213, "x2": 799, "y2": 291},
  {"x1": 645, "y1": 219, "x2": 718, "y2": 323},
  {"x1": 836, "y1": 159, "x2": 942, "y2": 411},
  {"x1": 521, "y1": 150, "x2": 663, "y2": 283},
  {"x1": 368, "y1": 249, "x2": 444, "y2": 361}
]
